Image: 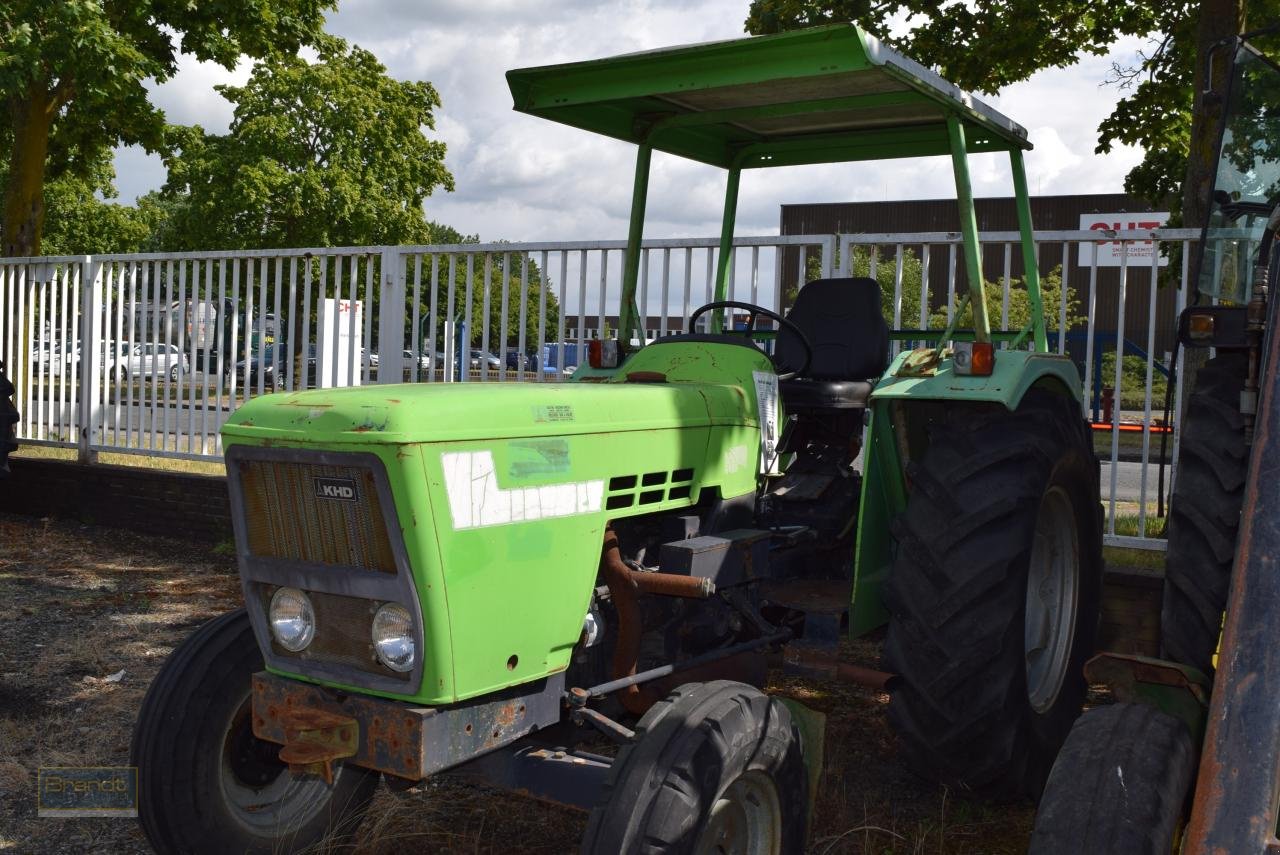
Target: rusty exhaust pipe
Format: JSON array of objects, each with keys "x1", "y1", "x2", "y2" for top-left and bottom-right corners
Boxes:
[{"x1": 600, "y1": 527, "x2": 732, "y2": 715}]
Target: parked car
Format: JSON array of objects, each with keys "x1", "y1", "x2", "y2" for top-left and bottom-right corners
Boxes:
[
  {"x1": 235, "y1": 344, "x2": 288, "y2": 392},
  {"x1": 469, "y1": 349, "x2": 502, "y2": 371},
  {"x1": 121, "y1": 343, "x2": 190, "y2": 382},
  {"x1": 504, "y1": 349, "x2": 539, "y2": 371}
]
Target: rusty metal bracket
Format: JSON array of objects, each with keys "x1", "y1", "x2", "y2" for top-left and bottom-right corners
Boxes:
[
  {"x1": 277, "y1": 707, "x2": 358, "y2": 785},
  {"x1": 1084, "y1": 652, "x2": 1210, "y2": 740},
  {"x1": 252, "y1": 670, "x2": 564, "y2": 781}
]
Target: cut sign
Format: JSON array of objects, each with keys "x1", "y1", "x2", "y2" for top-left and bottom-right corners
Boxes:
[{"x1": 1077, "y1": 212, "x2": 1171, "y2": 267}]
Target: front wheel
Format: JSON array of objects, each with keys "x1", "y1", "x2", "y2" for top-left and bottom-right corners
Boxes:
[
  {"x1": 1029, "y1": 703, "x2": 1197, "y2": 854},
  {"x1": 884, "y1": 392, "x2": 1103, "y2": 798},
  {"x1": 581, "y1": 681, "x2": 808, "y2": 854},
  {"x1": 169, "y1": 364, "x2": 180, "y2": 382},
  {"x1": 131, "y1": 609, "x2": 379, "y2": 854}
]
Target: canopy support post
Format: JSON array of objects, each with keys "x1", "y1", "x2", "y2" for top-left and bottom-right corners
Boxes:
[
  {"x1": 946, "y1": 116, "x2": 991, "y2": 344},
  {"x1": 619, "y1": 141, "x2": 652, "y2": 349},
  {"x1": 711, "y1": 165, "x2": 741, "y2": 333},
  {"x1": 1010, "y1": 147, "x2": 1047, "y2": 352}
]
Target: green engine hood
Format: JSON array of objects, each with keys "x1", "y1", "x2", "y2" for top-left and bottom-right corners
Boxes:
[{"x1": 221, "y1": 378, "x2": 756, "y2": 446}]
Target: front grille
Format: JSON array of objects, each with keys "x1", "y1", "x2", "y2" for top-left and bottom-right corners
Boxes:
[
  {"x1": 237, "y1": 458, "x2": 396, "y2": 572},
  {"x1": 255, "y1": 584, "x2": 410, "y2": 682}
]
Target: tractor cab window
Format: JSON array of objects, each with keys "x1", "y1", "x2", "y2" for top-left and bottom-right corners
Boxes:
[{"x1": 1200, "y1": 44, "x2": 1280, "y2": 302}]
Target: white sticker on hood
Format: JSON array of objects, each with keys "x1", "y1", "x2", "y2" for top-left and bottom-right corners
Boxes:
[{"x1": 442, "y1": 450, "x2": 603, "y2": 530}]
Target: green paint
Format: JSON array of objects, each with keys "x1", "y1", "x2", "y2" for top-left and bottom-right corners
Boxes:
[
  {"x1": 506, "y1": 24, "x2": 1029, "y2": 171},
  {"x1": 506, "y1": 439, "x2": 570, "y2": 478},
  {"x1": 711, "y1": 167, "x2": 741, "y2": 333},
  {"x1": 222, "y1": 340, "x2": 774, "y2": 703},
  {"x1": 947, "y1": 115, "x2": 991, "y2": 345},
  {"x1": 619, "y1": 142, "x2": 652, "y2": 347},
  {"x1": 1010, "y1": 148, "x2": 1047, "y2": 352},
  {"x1": 849, "y1": 401, "x2": 905, "y2": 635},
  {"x1": 873, "y1": 348, "x2": 1083, "y2": 410}
]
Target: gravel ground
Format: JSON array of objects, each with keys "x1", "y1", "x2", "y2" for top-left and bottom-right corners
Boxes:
[{"x1": 0, "y1": 511, "x2": 1035, "y2": 854}]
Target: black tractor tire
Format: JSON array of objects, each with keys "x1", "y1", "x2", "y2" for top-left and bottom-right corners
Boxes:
[
  {"x1": 1161, "y1": 353, "x2": 1249, "y2": 678},
  {"x1": 131, "y1": 609, "x2": 379, "y2": 854},
  {"x1": 581, "y1": 681, "x2": 809, "y2": 854},
  {"x1": 1028, "y1": 702, "x2": 1197, "y2": 854},
  {"x1": 884, "y1": 391, "x2": 1103, "y2": 798},
  {"x1": 0, "y1": 359, "x2": 17, "y2": 476}
]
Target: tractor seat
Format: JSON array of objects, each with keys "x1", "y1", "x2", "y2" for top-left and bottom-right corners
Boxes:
[{"x1": 775, "y1": 277, "x2": 889, "y2": 412}]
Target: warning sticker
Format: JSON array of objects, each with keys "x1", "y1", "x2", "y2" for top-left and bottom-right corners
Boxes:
[{"x1": 752, "y1": 371, "x2": 780, "y2": 475}]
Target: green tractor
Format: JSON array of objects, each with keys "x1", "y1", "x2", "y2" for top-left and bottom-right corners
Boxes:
[
  {"x1": 132, "y1": 24, "x2": 1102, "y2": 853},
  {"x1": 1029, "y1": 29, "x2": 1280, "y2": 855}
]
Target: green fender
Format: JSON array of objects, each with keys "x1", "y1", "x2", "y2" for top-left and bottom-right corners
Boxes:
[{"x1": 849, "y1": 350, "x2": 1084, "y2": 636}]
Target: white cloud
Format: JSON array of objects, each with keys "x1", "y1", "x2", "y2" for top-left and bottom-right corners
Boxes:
[{"x1": 112, "y1": 2, "x2": 1159, "y2": 244}]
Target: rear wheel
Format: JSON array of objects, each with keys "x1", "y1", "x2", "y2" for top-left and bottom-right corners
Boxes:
[
  {"x1": 884, "y1": 392, "x2": 1103, "y2": 797},
  {"x1": 0, "y1": 359, "x2": 17, "y2": 476},
  {"x1": 581, "y1": 681, "x2": 808, "y2": 854},
  {"x1": 131, "y1": 609, "x2": 379, "y2": 854},
  {"x1": 1029, "y1": 702, "x2": 1196, "y2": 854},
  {"x1": 1161, "y1": 353, "x2": 1248, "y2": 678}
]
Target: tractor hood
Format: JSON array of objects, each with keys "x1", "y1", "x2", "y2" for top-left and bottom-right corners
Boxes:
[{"x1": 220, "y1": 379, "x2": 757, "y2": 446}]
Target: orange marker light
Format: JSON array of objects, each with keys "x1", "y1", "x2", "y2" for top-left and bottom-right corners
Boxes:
[
  {"x1": 970, "y1": 341, "x2": 995, "y2": 376},
  {"x1": 1188, "y1": 312, "x2": 1215, "y2": 344}
]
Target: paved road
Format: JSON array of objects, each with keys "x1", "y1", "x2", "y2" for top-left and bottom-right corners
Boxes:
[{"x1": 1101, "y1": 459, "x2": 1166, "y2": 503}]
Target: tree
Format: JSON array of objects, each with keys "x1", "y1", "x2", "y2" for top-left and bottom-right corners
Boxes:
[
  {"x1": 155, "y1": 36, "x2": 455, "y2": 251},
  {"x1": 415, "y1": 225, "x2": 561, "y2": 354},
  {"x1": 0, "y1": 0, "x2": 330, "y2": 258},
  {"x1": 744, "y1": 1, "x2": 1275, "y2": 229}
]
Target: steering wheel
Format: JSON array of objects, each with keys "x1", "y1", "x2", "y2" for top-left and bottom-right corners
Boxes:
[{"x1": 687, "y1": 300, "x2": 812, "y2": 381}]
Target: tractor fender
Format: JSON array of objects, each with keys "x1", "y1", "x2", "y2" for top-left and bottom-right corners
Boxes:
[{"x1": 869, "y1": 349, "x2": 1082, "y2": 410}]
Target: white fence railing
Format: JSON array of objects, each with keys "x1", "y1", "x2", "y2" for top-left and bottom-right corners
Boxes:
[{"x1": 1, "y1": 229, "x2": 1200, "y2": 549}]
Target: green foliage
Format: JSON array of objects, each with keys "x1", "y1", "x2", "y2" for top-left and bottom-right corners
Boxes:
[
  {"x1": 803, "y1": 247, "x2": 1081, "y2": 337},
  {"x1": 1, "y1": 0, "x2": 331, "y2": 253},
  {"x1": 417, "y1": 243, "x2": 561, "y2": 352},
  {"x1": 1101, "y1": 351, "x2": 1169, "y2": 410},
  {"x1": 155, "y1": 37, "x2": 454, "y2": 251},
  {"x1": 929, "y1": 266, "x2": 1084, "y2": 333},
  {"x1": 744, "y1": 0, "x2": 1280, "y2": 213}
]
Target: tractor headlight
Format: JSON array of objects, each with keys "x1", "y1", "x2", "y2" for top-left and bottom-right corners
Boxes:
[
  {"x1": 371, "y1": 602, "x2": 416, "y2": 672},
  {"x1": 269, "y1": 587, "x2": 315, "y2": 652}
]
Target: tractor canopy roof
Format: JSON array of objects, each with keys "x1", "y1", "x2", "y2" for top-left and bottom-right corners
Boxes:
[{"x1": 506, "y1": 23, "x2": 1031, "y2": 171}]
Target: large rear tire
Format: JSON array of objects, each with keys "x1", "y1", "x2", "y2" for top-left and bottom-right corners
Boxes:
[
  {"x1": 1028, "y1": 702, "x2": 1196, "y2": 854},
  {"x1": 581, "y1": 681, "x2": 808, "y2": 854},
  {"x1": 1161, "y1": 353, "x2": 1248, "y2": 678},
  {"x1": 884, "y1": 391, "x2": 1103, "y2": 798},
  {"x1": 0, "y1": 359, "x2": 17, "y2": 476},
  {"x1": 131, "y1": 609, "x2": 379, "y2": 854}
]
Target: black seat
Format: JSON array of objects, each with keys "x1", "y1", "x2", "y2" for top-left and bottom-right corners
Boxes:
[{"x1": 776, "y1": 277, "x2": 889, "y2": 411}]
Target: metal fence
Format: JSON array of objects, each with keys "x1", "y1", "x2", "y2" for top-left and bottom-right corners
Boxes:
[{"x1": 1, "y1": 228, "x2": 1199, "y2": 549}]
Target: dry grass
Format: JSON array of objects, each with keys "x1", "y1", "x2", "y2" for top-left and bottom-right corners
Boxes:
[{"x1": 0, "y1": 512, "x2": 1036, "y2": 854}]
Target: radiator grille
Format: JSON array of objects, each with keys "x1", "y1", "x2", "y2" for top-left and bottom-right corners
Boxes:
[
  {"x1": 237, "y1": 458, "x2": 397, "y2": 573},
  {"x1": 255, "y1": 584, "x2": 410, "y2": 681}
]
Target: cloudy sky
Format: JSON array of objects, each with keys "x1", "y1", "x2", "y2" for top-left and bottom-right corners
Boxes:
[{"x1": 113, "y1": 0, "x2": 1151, "y2": 244}]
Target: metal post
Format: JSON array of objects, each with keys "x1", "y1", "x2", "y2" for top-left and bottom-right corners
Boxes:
[
  {"x1": 1184, "y1": 290, "x2": 1280, "y2": 850},
  {"x1": 77, "y1": 256, "x2": 102, "y2": 464},
  {"x1": 1009, "y1": 148, "x2": 1047, "y2": 352},
  {"x1": 618, "y1": 142, "x2": 652, "y2": 348},
  {"x1": 711, "y1": 166, "x2": 742, "y2": 333},
  {"x1": 946, "y1": 116, "x2": 991, "y2": 344},
  {"x1": 377, "y1": 247, "x2": 405, "y2": 383}
]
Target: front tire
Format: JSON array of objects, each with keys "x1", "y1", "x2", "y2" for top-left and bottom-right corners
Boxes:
[
  {"x1": 1161, "y1": 353, "x2": 1248, "y2": 678},
  {"x1": 1029, "y1": 703, "x2": 1196, "y2": 854},
  {"x1": 581, "y1": 681, "x2": 808, "y2": 854},
  {"x1": 131, "y1": 609, "x2": 379, "y2": 854},
  {"x1": 884, "y1": 392, "x2": 1103, "y2": 797}
]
